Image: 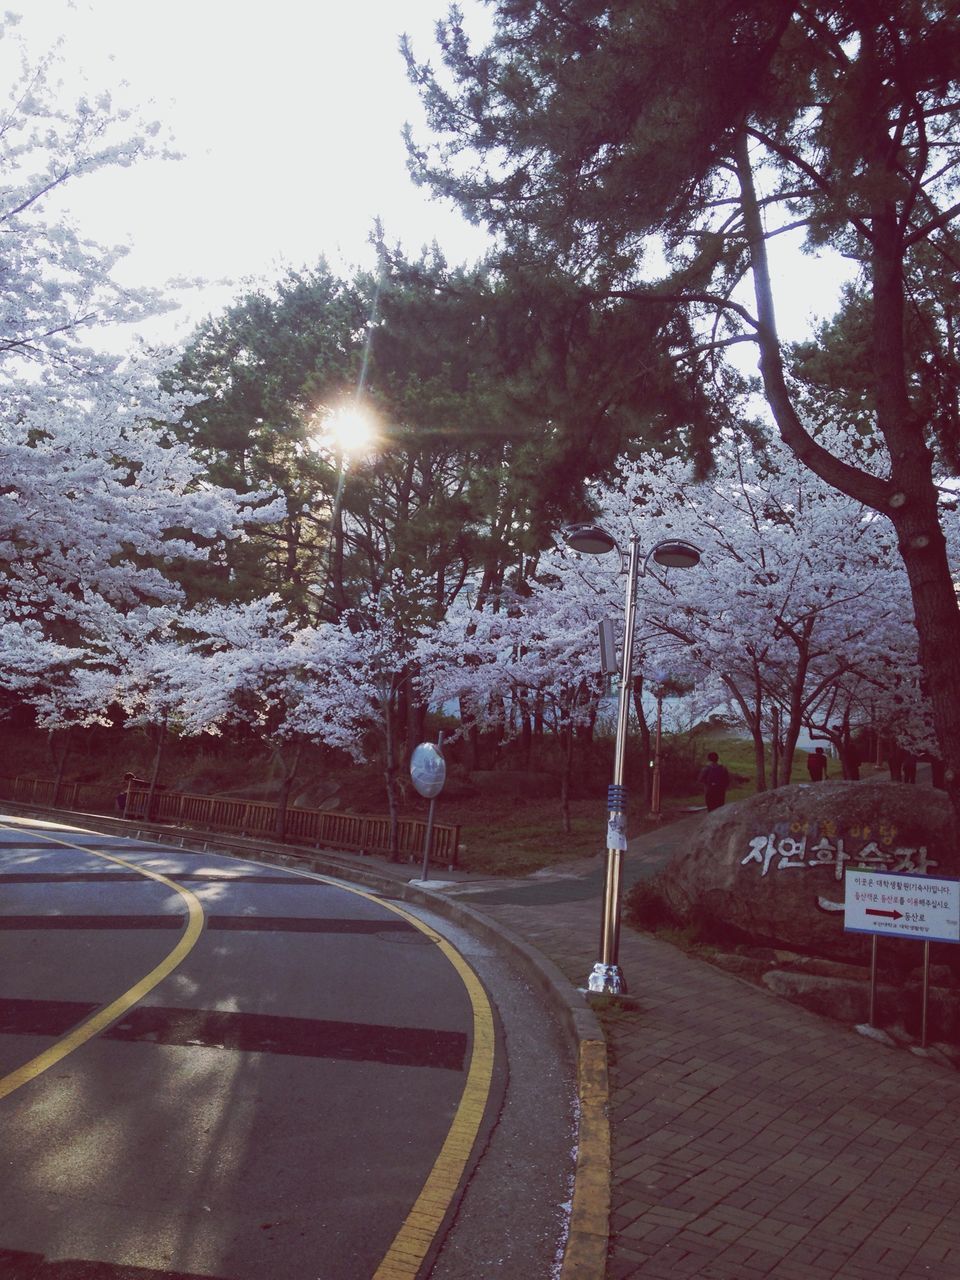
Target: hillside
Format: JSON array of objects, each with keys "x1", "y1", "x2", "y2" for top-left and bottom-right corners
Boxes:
[{"x1": 0, "y1": 718, "x2": 774, "y2": 875}]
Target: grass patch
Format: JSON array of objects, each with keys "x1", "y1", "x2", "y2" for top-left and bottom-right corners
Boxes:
[
  {"x1": 452, "y1": 798, "x2": 604, "y2": 875},
  {"x1": 448, "y1": 793, "x2": 706, "y2": 876},
  {"x1": 670, "y1": 728, "x2": 767, "y2": 807}
]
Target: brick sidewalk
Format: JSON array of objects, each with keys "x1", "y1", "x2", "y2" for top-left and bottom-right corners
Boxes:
[{"x1": 471, "y1": 880, "x2": 960, "y2": 1279}]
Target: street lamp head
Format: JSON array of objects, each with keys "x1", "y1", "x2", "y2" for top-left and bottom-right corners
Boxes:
[
  {"x1": 564, "y1": 525, "x2": 702, "y2": 571},
  {"x1": 563, "y1": 522, "x2": 619, "y2": 556},
  {"x1": 650, "y1": 539, "x2": 702, "y2": 570}
]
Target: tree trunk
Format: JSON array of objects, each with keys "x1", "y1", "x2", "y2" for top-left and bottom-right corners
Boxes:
[
  {"x1": 273, "y1": 739, "x2": 304, "y2": 842},
  {"x1": 519, "y1": 693, "x2": 532, "y2": 768},
  {"x1": 559, "y1": 727, "x2": 573, "y2": 835},
  {"x1": 146, "y1": 717, "x2": 167, "y2": 822},
  {"x1": 780, "y1": 620, "x2": 816, "y2": 787},
  {"x1": 632, "y1": 679, "x2": 652, "y2": 805},
  {"x1": 47, "y1": 728, "x2": 70, "y2": 806},
  {"x1": 383, "y1": 676, "x2": 401, "y2": 860},
  {"x1": 406, "y1": 687, "x2": 428, "y2": 756},
  {"x1": 720, "y1": 669, "x2": 767, "y2": 792},
  {"x1": 737, "y1": 128, "x2": 960, "y2": 834},
  {"x1": 771, "y1": 705, "x2": 781, "y2": 790},
  {"x1": 330, "y1": 466, "x2": 347, "y2": 618},
  {"x1": 870, "y1": 199, "x2": 960, "y2": 817}
]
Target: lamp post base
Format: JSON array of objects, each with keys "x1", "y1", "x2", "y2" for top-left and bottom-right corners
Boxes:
[{"x1": 586, "y1": 962, "x2": 628, "y2": 996}]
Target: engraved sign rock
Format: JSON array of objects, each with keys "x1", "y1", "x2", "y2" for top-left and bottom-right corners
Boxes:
[{"x1": 656, "y1": 781, "x2": 959, "y2": 960}]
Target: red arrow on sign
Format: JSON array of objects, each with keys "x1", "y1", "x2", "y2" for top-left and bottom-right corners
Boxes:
[{"x1": 866, "y1": 908, "x2": 903, "y2": 920}]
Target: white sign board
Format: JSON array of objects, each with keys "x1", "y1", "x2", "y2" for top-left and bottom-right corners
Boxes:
[
  {"x1": 844, "y1": 868, "x2": 960, "y2": 943},
  {"x1": 606, "y1": 812, "x2": 628, "y2": 852}
]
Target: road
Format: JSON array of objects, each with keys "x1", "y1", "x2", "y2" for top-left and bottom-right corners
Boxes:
[{"x1": 0, "y1": 815, "x2": 576, "y2": 1279}]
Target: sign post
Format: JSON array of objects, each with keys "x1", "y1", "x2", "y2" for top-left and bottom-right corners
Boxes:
[
  {"x1": 844, "y1": 868, "x2": 959, "y2": 1045},
  {"x1": 410, "y1": 731, "x2": 446, "y2": 882}
]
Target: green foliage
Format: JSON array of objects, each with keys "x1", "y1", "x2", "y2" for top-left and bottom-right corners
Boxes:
[
  {"x1": 405, "y1": 0, "x2": 960, "y2": 495},
  {"x1": 167, "y1": 263, "x2": 365, "y2": 615},
  {"x1": 791, "y1": 257, "x2": 960, "y2": 476},
  {"x1": 406, "y1": 2, "x2": 790, "y2": 255},
  {"x1": 405, "y1": 0, "x2": 960, "y2": 820},
  {"x1": 166, "y1": 249, "x2": 592, "y2": 625}
]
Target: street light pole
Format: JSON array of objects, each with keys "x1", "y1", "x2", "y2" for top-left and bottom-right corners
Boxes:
[
  {"x1": 563, "y1": 523, "x2": 702, "y2": 996},
  {"x1": 594, "y1": 533, "x2": 642, "y2": 995}
]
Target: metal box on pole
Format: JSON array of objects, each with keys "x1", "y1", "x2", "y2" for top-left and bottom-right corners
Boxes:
[{"x1": 598, "y1": 618, "x2": 618, "y2": 674}]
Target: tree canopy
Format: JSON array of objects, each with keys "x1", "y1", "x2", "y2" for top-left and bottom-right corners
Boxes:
[
  {"x1": 404, "y1": 0, "x2": 960, "y2": 815},
  {"x1": 5, "y1": 7, "x2": 959, "y2": 834}
]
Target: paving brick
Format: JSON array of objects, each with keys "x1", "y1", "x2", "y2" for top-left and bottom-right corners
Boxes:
[
  {"x1": 472, "y1": 826, "x2": 960, "y2": 1280},
  {"x1": 605, "y1": 1257, "x2": 648, "y2": 1280},
  {"x1": 618, "y1": 1219, "x2": 677, "y2": 1244}
]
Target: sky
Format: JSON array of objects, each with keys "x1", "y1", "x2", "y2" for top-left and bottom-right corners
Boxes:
[
  {"x1": 14, "y1": 1, "x2": 852, "y2": 354},
  {"x1": 15, "y1": 0, "x2": 494, "y2": 345}
]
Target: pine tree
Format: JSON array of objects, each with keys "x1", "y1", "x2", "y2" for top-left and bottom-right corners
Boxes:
[{"x1": 405, "y1": 1, "x2": 960, "y2": 820}]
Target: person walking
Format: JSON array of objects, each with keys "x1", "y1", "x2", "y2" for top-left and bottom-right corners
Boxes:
[
  {"x1": 806, "y1": 747, "x2": 828, "y2": 781},
  {"x1": 116, "y1": 771, "x2": 147, "y2": 815},
  {"x1": 886, "y1": 743, "x2": 905, "y2": 782},
  {"x1": 699, "y1": 751, "x2": 731, "y2": 812}
]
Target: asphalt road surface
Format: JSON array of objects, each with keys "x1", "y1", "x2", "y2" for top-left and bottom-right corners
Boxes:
[{"x1": 0, "y1": 814, "x2": 576, "y2": 1279}]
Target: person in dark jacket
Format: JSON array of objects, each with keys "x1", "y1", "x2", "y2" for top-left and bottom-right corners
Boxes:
[
  {"x1": 886, "y1": 743, "x2": 905, "y2": 782},
  {"x1": 698, "y1": 752, "x2": 731, "y2": 812},
  {"x1": 116, "y1": 771, "x2": 147, "y2": 814},
  {"x1": 806, "y1": 747, "x2": 828, "y2": 781}
]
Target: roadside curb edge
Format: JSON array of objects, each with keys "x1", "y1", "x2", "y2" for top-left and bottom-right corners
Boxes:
[{"x1": 389, "y1": 882, "x2": 610, "y2": 1280}]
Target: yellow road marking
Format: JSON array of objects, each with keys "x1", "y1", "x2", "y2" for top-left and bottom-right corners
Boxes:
[
  {"x1": 1, "y1": 819, "x2": 496, "y2": 1275},
  {"x1": 0, "y1": 819, "x2": 205, "y2": 1101},
  {"x1": 300, "y1": 877, "x2": 496, "y2": 1280}
]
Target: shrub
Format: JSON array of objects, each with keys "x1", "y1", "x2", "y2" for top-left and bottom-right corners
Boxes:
[{"x1": 623, "y1": 878, "x2": 678, "y2": 931}]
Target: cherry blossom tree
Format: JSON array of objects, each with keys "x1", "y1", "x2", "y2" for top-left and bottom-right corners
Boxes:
[
  {"x1": 138, "y1": 574, "x2": 439, "y2": 853},
  {"x1": 421, "y1": 576, "x2": 608, "y2": 829},
  {"x1": 0, "y1": 21, "x2": 283, "y2": 731},
  {"x1": 422, "y1": 427, "x2": 939, "y2": 802},
  {"x1": 570, "y1": 432, "x2": 937, "y2": 788},
  {"x1": 287, "y1": 574, "x2": 439, "y2": 854}
]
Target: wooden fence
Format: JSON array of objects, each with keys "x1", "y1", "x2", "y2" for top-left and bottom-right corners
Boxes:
[
  {"x1": 14, "y1": 776, "x2": 81, "y2": 808},
  {"x1": 124, "y1": 786, "x2": 460, "y2": 866},
  {"x1": 8, "y1": 776, "x2": 460, "y2": 866}
]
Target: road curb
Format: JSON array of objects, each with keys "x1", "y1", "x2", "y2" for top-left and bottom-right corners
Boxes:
[
  {"x1": 387, "y1": 882, "x2": 610, "y2": 1280},
  {"x1": 1, "y1": 806, "x2": 611, "y2": 1279}
]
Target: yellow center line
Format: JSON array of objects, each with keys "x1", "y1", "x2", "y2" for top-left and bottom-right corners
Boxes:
[
  {"x1": 0, "y1": 819, "x2": 205, "y2": 1101},
  {"x1": 303, "y1": 877, "x2": 496, "y2": 1280},
  {"x1": 1, "y1": 820, "x2": 496, "y2": 1277}
]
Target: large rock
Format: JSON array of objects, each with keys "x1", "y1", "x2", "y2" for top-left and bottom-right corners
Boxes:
[{"x1": 657, "y1": 781, "x2": 958, "y2": 962}]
